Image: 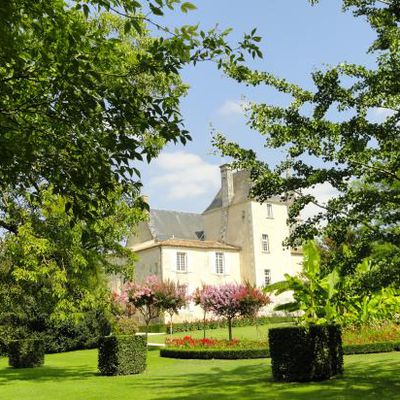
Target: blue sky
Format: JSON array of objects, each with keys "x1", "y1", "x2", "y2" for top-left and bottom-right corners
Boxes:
[{"x1": 140, "y1": 0, "x2": 377, "y2": 213}]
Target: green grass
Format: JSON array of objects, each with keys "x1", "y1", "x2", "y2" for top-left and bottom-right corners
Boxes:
[{"x1": 0, "y1": 349, "x2": 399, "y2": 399}]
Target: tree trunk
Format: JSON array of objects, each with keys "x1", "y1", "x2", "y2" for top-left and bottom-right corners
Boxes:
[
  {"x1": 169, "y1": 313, "x2": 173, "y2": 336},
  {"x1": 228, "y1": 317, "x2": 232, "y2": 341},
  {"x1": 145, "y1": 320, "x2": 149, "y2": 343},
  {"x1": 203, "y1": 311, "x2": 207, "y2": 339}
]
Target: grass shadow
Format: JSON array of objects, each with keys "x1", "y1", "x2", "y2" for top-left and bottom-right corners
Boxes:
[
  {"x1": 128, "y1": 353, "x2": 400, "y2": 400},
  {"x1": 0, "y1": 364, "x2": 97, "y2": 385}
]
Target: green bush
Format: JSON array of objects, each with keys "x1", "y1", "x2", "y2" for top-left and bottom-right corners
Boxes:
[
  {"x1": 0, "y1": 336, "x2": 7, "y2": 356},
  {"x1": 98, "y1": 335, "x2": 147, "y2": 376},
  {"x1": 114, "y1": 316, "x2": 139, "y2": 335},
  {"x1": 8, "y1": 339, "x2": 45, "y2": 368},
  {"x1": 343, "y1": 341, "x2": 400, "y2": 355},
  {"x1": 268, "y1": 325, "x2": 343, "y2": 382},
  {"x1": 43, "y1": 311, "x2": 112, "y2": 353},
  {"x1": 160, "y1": 348, "x2": 269, "y2": 359},
  {"x1": 164, "y1": 315, "x2": 293, "y2": 334}
]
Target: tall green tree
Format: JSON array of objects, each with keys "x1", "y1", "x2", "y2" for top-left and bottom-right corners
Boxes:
[
  {"x1": 0, "y1": 0, "x2": 262, "y2": 328},
  {"x1": 215, "y1": 0, "x2": 400, "y2": 263}
]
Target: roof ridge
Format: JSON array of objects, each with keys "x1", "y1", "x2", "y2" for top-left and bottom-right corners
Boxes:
[{"x1": 151, "y1": 208, "x2": 201, "y2": 216}]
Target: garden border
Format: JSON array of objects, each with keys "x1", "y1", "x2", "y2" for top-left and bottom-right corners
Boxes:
[
  {"x1": 160, "y1": 347, "x2": 269, "y2": 359},
  {"x1": 160, "y1": 341, "x2": 400, "y2": 360}
]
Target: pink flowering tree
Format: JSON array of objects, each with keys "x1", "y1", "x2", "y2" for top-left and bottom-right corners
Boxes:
[
  {"x1": 119, "y1": 276, "x2": 188, "y2": 340},
  {"x1": 192, "y1": 284, "x2": 214, "y2": 339},
  {"x1": 198, "y1": 283, "x2": 271, "y2": 341},
  {"x1": 155, "y1": 279, "x2": 188, "y2": 335},
  {"x1": 119, "y1": 276, "x2": 161, "y2": 341}
]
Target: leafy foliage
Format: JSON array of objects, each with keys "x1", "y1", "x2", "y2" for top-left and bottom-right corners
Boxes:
[
  {"x1": 269, "y1": 325, "x2": 343, "y2": 382},
  {"x1": 0, "y1": 0, "x2": 262, "y2": 338},
  {"x1": 214, "y1": 0, "x2": 400, "y2": 263},
  {"x1": 265, "y1": 240, "x2": 400, "y2": 326},
  {"x1": 195, "y1": 283, "x2": 270, "y2": 340},
  {"x1": 8, "y1": 339, "x2": 45, "y2": 368},
  {"x1": 118, "y1": 275, "x2": 188, "y2": 338},
  {"x1": 98, "y1": 335, "x2": 147, "y2": 376}
]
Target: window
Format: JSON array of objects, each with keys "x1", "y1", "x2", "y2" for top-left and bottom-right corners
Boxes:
[
  {"x1": 264, "y1": 269, "x2": 271, "y2": 286},
  {"x1": 176, "y1": 252, "x2": 187, "y2": 272},
  {"x1": 266, "y1": 203, "x2": 273, "y2": 218},
  {"x1": 261, "y1": 234, "x2": 270, "y2": 253},
  {"x1": 215, "y1": 252, "x2": 225, "y2": 274}
]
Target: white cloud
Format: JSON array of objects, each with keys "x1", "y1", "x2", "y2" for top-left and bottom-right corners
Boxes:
[
  {"x1": 149, "y1": 152, "x2": 220, "y2": 200},
  {"x1": 217, "y1": 99, "x2": 249, "y2": 116},
  {"x1": 300, "y1": 182, "x2": 339, "y2": 221}
]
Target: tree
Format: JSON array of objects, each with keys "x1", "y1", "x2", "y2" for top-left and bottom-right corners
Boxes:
[
  {"x1": 119, "y1": 276, "x2": 162, "y2": 341},
  {"x1": 0, "y1": 0, "x2": 262, "y2": 326},
  {"x1": 192, "y1": 284, "x2": 214, "y2": 339},
  {"x1": 0, "y1": 187, "x2": 136, "y2": 342},
  {"x1": 0, "y1": 0, "x2": 262, "y2": 226},
  {"x1": 155, "y1": 279, "x2": 188, "y2": 335},
  {"x1": 214, "y1": 1, "x2": 400, "y2": 265},
  {"x1": 119, "y1": 276, "x2": 187, "y2": 339},
  {"x1": 199, "y1": 283, "x2": 270, "y2": 340}
]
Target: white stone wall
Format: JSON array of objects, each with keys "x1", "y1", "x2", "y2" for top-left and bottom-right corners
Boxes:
[
  {"x1": 250, "y1": 201, "x2": 301, "y2": 287},
  {"x1": 161, "y1": 246, "x2": 241, "y2": 322}
]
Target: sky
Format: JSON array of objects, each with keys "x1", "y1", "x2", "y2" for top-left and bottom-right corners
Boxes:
[{"x1": 139, "y1": 0, "x2": 378, "y2": 214}]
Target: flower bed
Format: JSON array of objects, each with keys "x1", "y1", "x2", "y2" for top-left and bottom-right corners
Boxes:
[
  {"x1": 160, "y1": 336, "x2": 269, "y2": 359},
  {"x1": 160, "y1": 327, "x2": 400, "y2": 360},
  {"x1": 342, "y1": 322, "x2": 400, "y2": 346}
]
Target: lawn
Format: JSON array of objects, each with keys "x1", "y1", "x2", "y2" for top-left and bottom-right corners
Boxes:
[{"x1": 0, "y1": 349, "x2": 399, "y2": 400}]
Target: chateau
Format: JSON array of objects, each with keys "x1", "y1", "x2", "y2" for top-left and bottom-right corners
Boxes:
[{"x1": 124, "y1": 165, "x2": 303, "y2": 320}]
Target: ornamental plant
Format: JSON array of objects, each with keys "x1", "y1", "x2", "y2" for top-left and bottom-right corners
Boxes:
[
  {"x1": 192, "y1": 285, "x2": 214, "y2": 339},
  {"x1": 155, "y1": 280, "x2": 188, "y2": 335},
  {"x1": 196, "y1": 283, "x2": 270, "y2": 340},
  {"x1": 165, "y1": 335, "x2": 267, "y2": 350},
  {"x1": 118, "y1": 276, "x2": 187, "y2": 339}
]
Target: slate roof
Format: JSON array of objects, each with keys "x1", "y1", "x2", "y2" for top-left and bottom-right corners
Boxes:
[{"x1": 148, "y1": 209, "x2": 204, "y2": 241}]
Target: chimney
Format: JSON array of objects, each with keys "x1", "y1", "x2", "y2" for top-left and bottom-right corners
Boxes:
[{"x1": 220, "y1": 164, "x2": 234, "y2": 207}]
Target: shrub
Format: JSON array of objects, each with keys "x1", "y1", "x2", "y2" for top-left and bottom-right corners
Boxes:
[
  {"x1": 43, "y1": 311, "x2": 112, "y2": 353},
  {"x1": 165, "y1": 315, "x2": 292, "y2": 334},
  {"x1": 268, "y1": 325, "x2": 343, "y2": 382},
  {"x1": 162, "y1": 336, "x2": 269, "y2": 359},
  {"x1": 0, "y1": 336, "x2": 7, "y2": 356},
  {"x1": 113, "y1": 316, "x2": 139, "y2": 336},
  {"x1": 343, "y1": 341, "x2": 400, "y2": 355},
  {"x1": 98, "y1": 335, "x2": 146, "y2": 376},
  {"x1": 8, "y1": 339, "x2": 45, "y2": 368},
  {"x1": 160, "y1": 347, "x2": 269, "y2": 359}
]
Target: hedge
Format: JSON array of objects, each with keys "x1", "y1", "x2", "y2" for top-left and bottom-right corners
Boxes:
[
  {"x1": 268, "y1": 325, "x2": 343, "y2": 382},
  {"x1": 98, "y1": 335, "x2": 147, "y2": 376},
  {"x1": 343, "y1": 341, "x2": 400, "y2": 355},
  {"x1": 160, "y1": 347, "x2": 269, "y2": 359},
  {"x1": 0, "y1": 337, "x2": 7, "y2": 357},
  {"x1": 160, "y1": 340, "x2": 400, "y2": 360},
  {"x1": 163, "y1": 316, "x2": 294, "y2": 334},
  {"x1": 8, "y1": 339, "x2": 45, "y2": 368}
]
